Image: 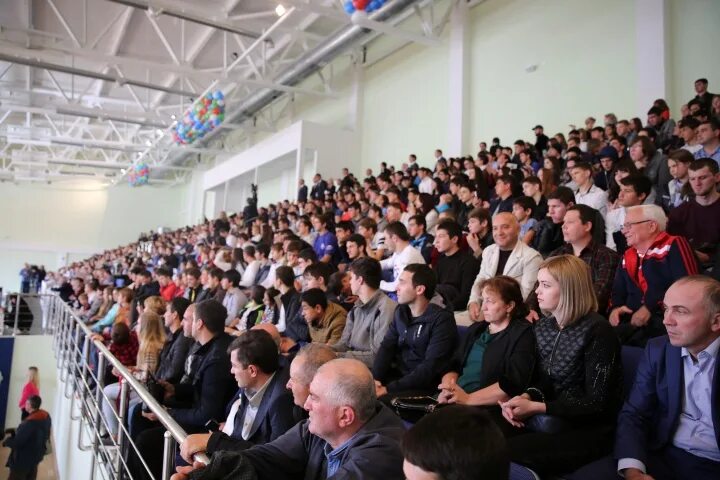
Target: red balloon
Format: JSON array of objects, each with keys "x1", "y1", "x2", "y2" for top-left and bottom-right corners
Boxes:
[{"x1": 353, "y1": 0, "x2": 369, "y2": 10}]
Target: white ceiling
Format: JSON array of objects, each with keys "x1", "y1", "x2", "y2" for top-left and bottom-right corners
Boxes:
[{"x1": 0, "y1": 0, "x2": 353, "y2": 186}]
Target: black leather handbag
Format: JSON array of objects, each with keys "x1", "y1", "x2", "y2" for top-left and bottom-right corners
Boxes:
[
  {"x1": 390, "y1": 396, "x2": 445, "y2": 423},
  {"x1": 525, "y1": 414, "x2": 571, "y2": 434}
]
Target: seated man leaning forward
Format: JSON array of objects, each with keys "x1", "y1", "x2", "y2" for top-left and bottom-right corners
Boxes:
[
  {"x1": 171, "y1": 358, "x2": 406, "y2": 480},
  {"x1": 372, "y1": 264, "x2": 458, "y2": 399},
  {"x1": 179, "y1": 329, "x2": 296, "y2": 461}
]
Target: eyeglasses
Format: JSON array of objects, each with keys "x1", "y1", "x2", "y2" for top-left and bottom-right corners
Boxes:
[{"x1": 621, "y1": 219, "x2": 652, "y2": 230}]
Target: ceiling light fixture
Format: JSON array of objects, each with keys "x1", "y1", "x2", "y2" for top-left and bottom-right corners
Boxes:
[{"x1": 275, "y1": 4, "x2": 286, "y2": 16}]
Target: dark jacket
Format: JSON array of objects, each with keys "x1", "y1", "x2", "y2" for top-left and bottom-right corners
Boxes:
[
  {"x1": 241, "y1": 402, "x2": 405, "y2": 480},
  {"x1": 3, "y1": 409, "x2": 51, "y2": 470},
  {"x1": 530, "y1": 219, "x2": 564, "y2": 258},
  {"x1": 132, "y1": 281, "x2": 160, "y2": 325},
  {"x1": 281, "y1": 289, "x2": 308, "y2": 343},
  {"x1": 297, "y1": 185, "x2": 308, "y2": 203},
  {"x1": 372, "y1": 302, "x2": 458, "y2": 394},
  {"x1": 434, "y1": 249, "x2": 481, "y2": 311},
  {"x1": 614, "y1": 335, "x2": 720, "y2": 463},
  {"x1": 527, "y1": 313, "x2": 623, "y2": 426},
  {"x1": 450, "y1": 319, "x2": 536, "y2": 396},
  {"x1": 207, "y1": 367, "x2": 296, "y2": 454},
  {"x1": 489, "y1": 195, "x2": 515, "y2": 216},
  {"x1": 197, "y1": 287, "x2": 224, "y2": 304},
  {"x1": 310, "y1": 180, "x2": 328, "y2": 201},
  {"x1": 156, "y1": 328, "x2": 195, "y2": 384},
  {"x1": 169, "y1": 333, "x2": 236, "y2": 432},
  {"x1": 455, "y1": 202, "x2": 474, "y2": 230},
  {"x1": 531, "y1": 195, "x2": 549, "y2": 221},
  {"x1": 184, "y1": 285, "x2": 204, "y2": 303}
]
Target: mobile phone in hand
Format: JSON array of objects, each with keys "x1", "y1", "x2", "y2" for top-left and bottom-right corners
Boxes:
[{"x1": 204, "y1": 419, "x2": 220, "y2": 432}]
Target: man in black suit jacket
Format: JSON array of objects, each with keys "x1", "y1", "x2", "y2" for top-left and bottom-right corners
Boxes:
[
  {"x1": 569, "y1": 276, "x2": 720, "y2": 480},
  {"x1": 130, "y1": 300, "x2": 236, "y2": 480},
  {"x1": 180, "y1": 329, "x2": 296, "y2": 461},
  {"x1": 310, "y1": 174, "x2": 327, "y2": 202},
  {"x1": 297, "y1": 179, "x2": 308, "y2": 203}
]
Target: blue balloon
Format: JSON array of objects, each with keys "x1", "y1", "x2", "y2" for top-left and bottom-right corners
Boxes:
[{"x1": 344, "y1": 0, "x2": 354, "y2": 14}]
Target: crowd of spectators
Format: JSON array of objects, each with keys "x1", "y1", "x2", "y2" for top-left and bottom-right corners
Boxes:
[{"x1": 37, "y1": 78, "x2": 720, "y2": 479}]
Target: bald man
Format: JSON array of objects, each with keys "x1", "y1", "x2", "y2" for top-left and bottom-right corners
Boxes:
[
  {"x1": 286, "y1": 344, "x2": 336, "y2": 414},
  {"x1": 172, "y1": 359, "x2": 405, "y2": 480},
  {"x1": 251, "y1": 323, "x2": 297, "y2": 360},
  {"x1": 467, "y1": 213, "x2": 542, "y2": 321}
]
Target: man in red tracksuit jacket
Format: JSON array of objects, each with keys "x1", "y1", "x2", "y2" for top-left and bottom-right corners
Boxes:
[{"x1": 609, "y1": 205, "x2": 698, "y2": 346}]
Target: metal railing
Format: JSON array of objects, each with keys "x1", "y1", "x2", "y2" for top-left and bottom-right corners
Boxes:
[
  {"x1": 1, "y1": 292, "x2": 56, "y2": 335},
  {"x1": 37, "y1": 293, "x2": 211, "y2": 480}
]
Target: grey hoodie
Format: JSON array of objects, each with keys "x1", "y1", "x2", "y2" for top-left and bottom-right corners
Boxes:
[{"x1": 333, "y1": 290, "x2": 396, "y2": 367}]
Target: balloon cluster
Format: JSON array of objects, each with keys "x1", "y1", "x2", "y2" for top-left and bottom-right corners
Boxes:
[
  {"x1": 172, "y1": 90, "x2": 226, "y2": 145},
  {"x1": 343, "y1": 0, "x2": 386, "y2": 15},
  {"x1": 128, "y1": 162, "x2": 149, "y2": 187}
]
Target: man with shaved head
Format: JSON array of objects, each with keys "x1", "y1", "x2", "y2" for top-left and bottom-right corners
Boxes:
[
  {"x1": 251, "y1": 323, "x2": 297, "y2": 361},
  {"x1": 467, "y1": 212, "x2": 542, "y2": 321},
  {"x1": 172, "y1": 359, "x2": 405, "y2": 480}
]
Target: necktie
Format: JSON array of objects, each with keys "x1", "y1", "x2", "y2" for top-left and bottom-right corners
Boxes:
[{"x1": 232, "y1": 392, "x2": 249, "y2": 439}]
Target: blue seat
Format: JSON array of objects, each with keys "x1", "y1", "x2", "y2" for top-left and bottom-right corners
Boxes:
[
  {"x1": 621, "y1": 345, "x2": 644, "y2": 398},
  {"x1": 510, "y1": 462, "x2": 541, "y2": 480}
]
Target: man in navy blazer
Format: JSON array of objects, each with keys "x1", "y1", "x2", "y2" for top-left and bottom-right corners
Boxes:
[
  {"x1": 180, "y1": 329, "x2": 296, "y2": 461},
  {"x1": 569, "y1": 275, "x2": 720, "y2": 480}
]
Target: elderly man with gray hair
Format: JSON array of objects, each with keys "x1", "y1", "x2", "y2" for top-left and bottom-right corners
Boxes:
[
  {"x1": 609, "y1": 204, "x2": 699, "y2": 346},
  {"x1": 172, "y1": 358, "x2": 405, "y2": 480}
]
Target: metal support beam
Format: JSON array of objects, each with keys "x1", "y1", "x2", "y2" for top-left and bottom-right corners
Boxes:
[
  {"x1": 45, "y1": 0, "x2": 82, "y2": 48},
  {"x1": 105, "y1": 0, "x2": 266, "y2": 41},
  {"x1": 0, "y1": 52, "x2": 195, "y2": 97},
  {"x1": 226, "y1": 8, "x2": 297, "y2": 73},
  {"x1": 145, "y1": 11, "x2": 181, "y2": 65},
  {"x1": 44, "y1": 69, "x2": 71, "y2": 103}
]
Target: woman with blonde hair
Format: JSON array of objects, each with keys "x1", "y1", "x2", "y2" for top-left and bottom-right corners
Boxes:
[
  {"x1": 498, "y1": 255, "x2": 622, "y2": 475},
  {"x1": 101, "y1": 311, "x2": 166, "y2": 438},
  {"x1": 19, "y1": 366, "x2": 40, "y2": 420},
  {"x1": 139, "y1": 295, "x2": 166, "y2": 318},
  {"x1": 134, "y1": 310, "x2": 166, "y2": 378}
]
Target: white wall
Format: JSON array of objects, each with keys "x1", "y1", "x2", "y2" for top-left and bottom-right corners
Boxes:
[
  {"x1": 468, "y1": 0, "x2": 637, "y2": 148},
  {"x1": 4, "y1": 336, "x2": 57, "y2": 432},
  {"x1": 0, "y1": 182, "x2": 188, "y2": 291},
  {"x1": 666, "y1": 0, "x2": 720, "y2": 114}
]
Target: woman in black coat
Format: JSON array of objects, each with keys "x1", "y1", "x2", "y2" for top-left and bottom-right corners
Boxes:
[
  {"x1": 499, "y1": 255, "x2": 622, "y2": 475},
  {"x1": 437, "y1": 276, "x2": 536, "y2": 406}
]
